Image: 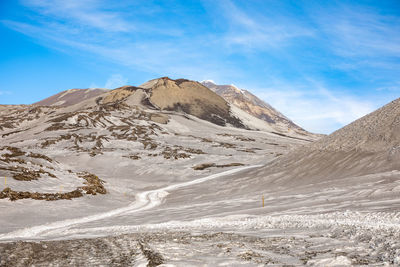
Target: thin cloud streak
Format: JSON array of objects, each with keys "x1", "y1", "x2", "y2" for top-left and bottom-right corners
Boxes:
[
  {"x1": 1, "y1": 18, "x2": 241, "y2": 81},
  {"x1": 22, "y1": 0, "x2": 133, "y2": 32},
  {"x1": 213, "y1": 0, "x2": 314, "y2": 50},
  {"x1": 313, "y1": 6, "x2": 400, "y2": 66}
]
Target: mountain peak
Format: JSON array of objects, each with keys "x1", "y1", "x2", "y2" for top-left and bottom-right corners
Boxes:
[{"x1": 201, "y1": 79, "x2": 216, "y2": 85}]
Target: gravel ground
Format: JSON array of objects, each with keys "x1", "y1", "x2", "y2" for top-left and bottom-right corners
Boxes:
[{"x1": 1, "y1": 212, "x2": 400, "y2": 266}]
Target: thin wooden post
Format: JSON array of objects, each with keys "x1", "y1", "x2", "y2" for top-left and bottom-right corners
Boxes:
[{"x1": 262, "y1": 195, "x2": 264, "y2": 207}]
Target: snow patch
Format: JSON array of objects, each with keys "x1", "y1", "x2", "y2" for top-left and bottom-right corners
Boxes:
[
  {"x1": 230, "y1": 104, "x2": 274, "y2": 132},
  {"x1": 58, "y1": 89, "x2": 78, "y2": 99},
  {"x1": 308, "y1": 256, "x2": 352, "y2": 266},
  {"x1": 201, "y1": 80, "x2": 215, "y2": 84},
  {"x1": 51, "y1": 100, "x2": 66, "y2": 106}
]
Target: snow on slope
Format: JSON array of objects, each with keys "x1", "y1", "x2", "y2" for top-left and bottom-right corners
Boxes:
[{"x1": 0, "y1": 165, "x2": 260, "y2": 241}]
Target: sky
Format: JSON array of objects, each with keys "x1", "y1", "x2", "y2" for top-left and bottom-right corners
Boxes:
[{"x1": 0, "y1": 0, "x2": 399, "y2": 134}]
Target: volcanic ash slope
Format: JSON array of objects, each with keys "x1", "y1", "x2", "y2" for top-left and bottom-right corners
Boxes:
[{"x1": 174, "y1": 97, "x2": 400, "y2": 218}]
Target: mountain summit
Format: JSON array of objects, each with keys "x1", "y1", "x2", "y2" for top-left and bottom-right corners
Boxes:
[{"x1": 139, "y1": 77, "x2": 245, "y2": 128}]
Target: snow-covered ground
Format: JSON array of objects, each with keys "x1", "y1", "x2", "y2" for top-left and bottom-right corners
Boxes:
[
  {"x1": 0, "y1": 165, "x2": 260, "y2": 241},
  {"x1": 1, "y1": 165, "x2": 399, "y2": 265},
  {"x1": 1, "y1": 97, "x2": 399, "y2": 266}
]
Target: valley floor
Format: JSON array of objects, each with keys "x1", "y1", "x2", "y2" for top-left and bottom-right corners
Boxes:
[
  {"x1": 1, "y1": 166, "x2": 400, "y2": 266},
  {"x1": 1, "y1": 210, "x2": 399, "y2": 266}
]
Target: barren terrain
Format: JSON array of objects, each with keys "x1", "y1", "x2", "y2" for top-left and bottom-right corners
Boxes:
[{"x1": 0, "y1": 80, "x2": 399, "y2": 266}]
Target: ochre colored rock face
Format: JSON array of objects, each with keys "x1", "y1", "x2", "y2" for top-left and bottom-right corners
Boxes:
[
  {"x1": 148, "y1": 78, "x2": 245, "y2": 127},
  {"x1": 150, "y1": 78, "x2": 228, "y2": 111}
]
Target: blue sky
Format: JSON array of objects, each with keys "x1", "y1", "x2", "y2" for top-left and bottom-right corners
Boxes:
[{"x1": 0, "y1": 0, "x2": 399, "y2": 134}]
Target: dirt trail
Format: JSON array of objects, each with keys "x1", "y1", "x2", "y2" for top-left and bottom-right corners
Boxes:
[{"x1": 0, "y1": 165, "x2": 260, "y2": 241}]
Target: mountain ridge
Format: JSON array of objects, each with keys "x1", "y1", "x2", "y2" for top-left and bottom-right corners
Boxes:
[
  {"x1": 201, "y1": 80, "x2": 312, "y2": 136},
  {"x1": 30, "y1": 77, "x2": 319, "y2": 140}
]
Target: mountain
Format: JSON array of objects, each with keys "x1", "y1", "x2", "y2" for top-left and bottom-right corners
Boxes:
[
  {"x1": 31, "y1": 77, "x2": 319, "y2": 140},
  {"x1": 201, "y1": 80, "x2": 312, "y2": 136},
  {"x1": 34, "y1": 78, "x2": 245, "y2": 128}
]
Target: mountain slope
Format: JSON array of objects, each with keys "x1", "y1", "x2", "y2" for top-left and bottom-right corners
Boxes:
[
  {"x1": 34, "y1": 88, "x2": 107, "y2": 107},
  {"x1": 260, "y1": 97, "x2": 400, "y2": 185},
  {"x1": 201, "y1": 80, "x2": 312, "y2": 136},
  {"x1": 182, "y1": 97, "x2": 400, "y2": 211}
]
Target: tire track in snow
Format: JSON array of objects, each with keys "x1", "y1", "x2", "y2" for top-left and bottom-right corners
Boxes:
[{"x1": 0, "y1": 165, "x2": 260, "y2": 241}]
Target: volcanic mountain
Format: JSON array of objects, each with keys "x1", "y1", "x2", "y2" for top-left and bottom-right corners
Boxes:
[
  {"x1": 201, "y1": 80, "x2": 311, "y2": 136},
  {"x1": 32, "y1": 77, "x2": 318, "y2": 139}
]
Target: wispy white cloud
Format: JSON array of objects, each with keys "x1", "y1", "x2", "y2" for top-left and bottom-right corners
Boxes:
[
  {"x1": 1, "y1": 5, "x2": 240, "y2": 81},
  {"x1": 253, "y1": 80, "x2": 377, "y2": 134},
  {"x1": 313, "y1": 6, "x2": 400, "y2": 67},
  {"x1": 212, "y1": 0, "x2": 314, "y2": 50},
  {"x1": 20, "y1": 0, "x2": 186, "y2": 36},
  {"x1": 21, "y1": 0, "x2": 133, "y2": 32}
]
